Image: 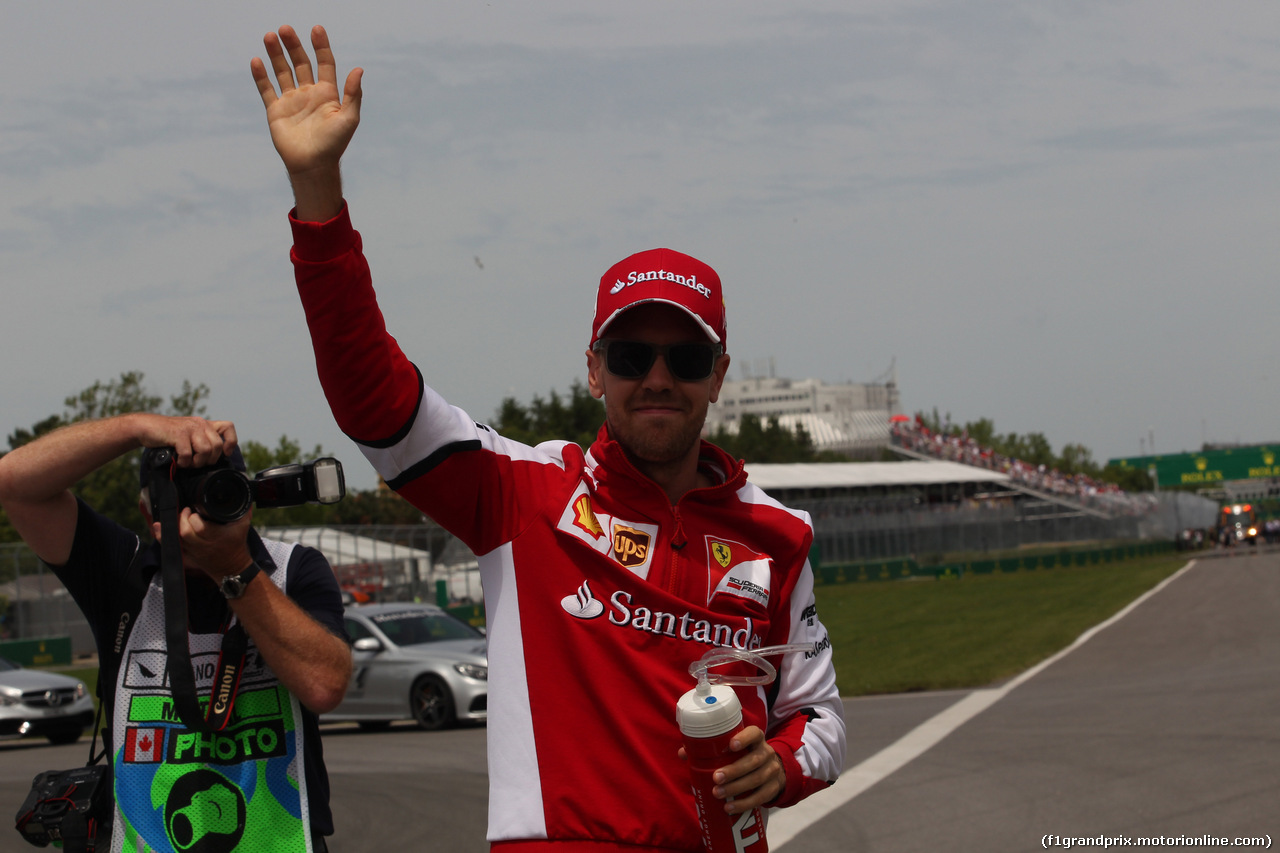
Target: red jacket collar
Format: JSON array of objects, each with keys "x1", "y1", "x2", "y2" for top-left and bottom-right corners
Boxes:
[{"x1": 587, "y1": 423, "x2": 747, "y2": 503}]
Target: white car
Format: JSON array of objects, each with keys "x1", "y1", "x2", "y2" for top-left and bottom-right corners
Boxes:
[
  {"x1": 0, "y1": 656, "x2": 95, "y2": 745},
  {"x1": 323, "y1": 603, "x2": 488, "y2": 731}
]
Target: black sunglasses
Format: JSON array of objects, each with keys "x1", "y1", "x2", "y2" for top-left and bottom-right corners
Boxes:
[{"x1": 595, "y1": 339, "x2": 723, "y2": 382}]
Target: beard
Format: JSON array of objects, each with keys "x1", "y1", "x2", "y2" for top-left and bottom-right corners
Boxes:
[{"x1": 604, "y1": 391, "x2": 707, "y2": 467}]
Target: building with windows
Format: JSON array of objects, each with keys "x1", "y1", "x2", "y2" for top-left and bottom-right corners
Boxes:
[{"x1": 704, "y1": 363, "x2": 901, "y2": 458}]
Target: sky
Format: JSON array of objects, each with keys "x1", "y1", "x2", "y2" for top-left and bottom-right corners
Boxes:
[{"x1": 3, "y1": 1, "x2": 1278, "y2": 491}]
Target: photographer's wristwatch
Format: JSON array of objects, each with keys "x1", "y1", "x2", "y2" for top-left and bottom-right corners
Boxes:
[{"x1": 220, "y1": 562, "x2": 261, "y2": 600}]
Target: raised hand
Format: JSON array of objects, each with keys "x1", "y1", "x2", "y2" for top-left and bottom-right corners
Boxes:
[{"x1": 251, "y1": 25, "x2": 362, "y2": 220}]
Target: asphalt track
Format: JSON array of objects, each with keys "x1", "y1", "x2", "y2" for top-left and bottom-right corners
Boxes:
[{"x1": 2, "y1": 550, "x2": 1275, "y2": 851}]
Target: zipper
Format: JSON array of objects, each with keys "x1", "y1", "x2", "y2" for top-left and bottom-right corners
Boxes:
[{"x1": 667, "y1": 507, "x2": 687, "y2": 596}]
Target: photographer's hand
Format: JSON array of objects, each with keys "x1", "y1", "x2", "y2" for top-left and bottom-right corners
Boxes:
[
  {"x1": 251, "y1": 25, "x2": 362, "y2": 222},
  {"x1": 176, "y1": 507, "x2": 255, "y2": 582},
  {"x1": 138, "y1": 415, "x2": 239, "y2": 472},
  {"x1": 178, "y1": 507, "x2": 352, "y2": 713},
  {"x1": 0, "y1": 414, "x2": 236, "y2": 568}
]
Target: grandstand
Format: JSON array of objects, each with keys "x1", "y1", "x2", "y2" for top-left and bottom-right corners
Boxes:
[
  {"x1": 888, "y1": 421, "x2": 1155, "y2": 519},
  {"x1": 743, "y1": 455, "x2": 1160, "y2": 567}
]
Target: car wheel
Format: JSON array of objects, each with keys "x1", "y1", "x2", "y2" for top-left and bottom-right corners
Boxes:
[
  {"x1": 410, "y1": 675, "x2": 456, "y2": 731},
  {"x1": 46, "y1": 729, "x2": 82, "y2": 746},
  {"x1": 357, "y1": 721, "x2": 392, "y2": 732}
]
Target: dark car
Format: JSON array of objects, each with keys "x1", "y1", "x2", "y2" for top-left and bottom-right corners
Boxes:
[
  {"x1": 1218, "y1": 503, "x2": 1259, "y2": 547},
  {"x1": 323, "y1": 603, "x2": 488, "y2": 731},
  {"x1": 0, "y1": 656, "x2": 95, "y2": 745}
]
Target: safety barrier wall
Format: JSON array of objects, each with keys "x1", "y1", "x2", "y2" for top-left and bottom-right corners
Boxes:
[
  {"x1": 3, "y1": 502, "x2": 1173, "y2": 646},
  {"x1": 797, "y1": 498, "x2": 1158, "y2": 569},
  {"x1": 814, "y1": 540, "x2": 1177, "y2": 585}
]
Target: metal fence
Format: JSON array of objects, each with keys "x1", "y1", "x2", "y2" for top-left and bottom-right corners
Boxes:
[
  {"x1": 2, "y1": 491, "x2": 1202, "y2": 651},
  {"x1": 0, "y1": 544, "x2": 95, "y2": 656},
  {"x1": 798, "y1": 495, "x2": 1159, "y2": 566},
  {"x1": 257, "y1": 524, "x2": 483, "y2": 607}
]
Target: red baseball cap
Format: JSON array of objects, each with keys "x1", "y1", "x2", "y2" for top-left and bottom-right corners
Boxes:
[{"x1": 590, "y1": 248, "x2": 727, "y2": 349}]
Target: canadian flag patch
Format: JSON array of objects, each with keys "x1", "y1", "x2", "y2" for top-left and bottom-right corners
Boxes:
[{"x1": 124, "y1": 726, "x2": 164, "y2": 763}]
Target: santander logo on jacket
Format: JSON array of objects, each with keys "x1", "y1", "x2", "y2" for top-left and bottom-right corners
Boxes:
[
  {"x1": 555, "y1": 484, "x2": 773, "y2": 654},
  {"x1": 560, "y1": 577, "x2": 765, "y2": 652}
]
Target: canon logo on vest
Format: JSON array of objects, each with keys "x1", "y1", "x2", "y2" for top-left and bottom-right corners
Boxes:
[{"x1": 610, "y1": 269, "x2": 712, "y2": 299}]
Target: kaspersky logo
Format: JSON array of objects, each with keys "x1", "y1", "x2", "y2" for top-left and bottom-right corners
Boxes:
[
  {"x1": 610, "y1": 269, "x2": 712, "y2": 299},
  {"x1": 561, "y1": 579, "x2": 762, "y2": 651}
]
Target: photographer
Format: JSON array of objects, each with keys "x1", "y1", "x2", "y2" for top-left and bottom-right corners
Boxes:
[{"x1": 0, "y1": 413, "x2": 351, "y2": 853}]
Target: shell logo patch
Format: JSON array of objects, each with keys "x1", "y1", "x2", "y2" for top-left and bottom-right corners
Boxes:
[
  {"x1": 572, "y1": 494, "x2": 604, "y2": 539},
  {"x1": 556, "y1": 485, "x2": 658, "y2": 579}
]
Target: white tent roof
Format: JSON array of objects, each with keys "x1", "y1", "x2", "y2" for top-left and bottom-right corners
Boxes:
[
  {"x1": 742, "y1": 460, "x2": 1010, "y2": 491},
  {"x1": 260, "y1": 527, "x2": 432, "y2": 568}
]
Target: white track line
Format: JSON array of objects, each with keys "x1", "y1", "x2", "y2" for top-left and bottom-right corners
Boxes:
[{"x1": 768, "y1": 559, "x2": 1198, "y2": 848}]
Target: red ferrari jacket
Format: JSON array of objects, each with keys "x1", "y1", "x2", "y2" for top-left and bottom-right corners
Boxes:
[{"x1": 290, "y1": 204, "x2": 846, "y2": 851}]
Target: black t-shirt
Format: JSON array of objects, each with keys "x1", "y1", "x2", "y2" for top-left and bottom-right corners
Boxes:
[{"x1": 49, "y1": 497, "x2": 348, "y2": 837}]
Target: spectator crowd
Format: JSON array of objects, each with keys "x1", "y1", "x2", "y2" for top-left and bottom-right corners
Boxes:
[{"x1": 891, "y1": 419, "x2": 1157, "y2": 517}]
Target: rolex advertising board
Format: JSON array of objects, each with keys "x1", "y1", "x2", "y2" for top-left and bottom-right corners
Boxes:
[{"x1": 1107, "y1": 446, "x2": 1280, "y2": 489}]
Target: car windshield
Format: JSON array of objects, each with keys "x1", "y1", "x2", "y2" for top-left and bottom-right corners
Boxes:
[
  {"x1": 371, "y1": 611, "x2": 482, "y2": 646},
  {"x1": 0, "y1": 657, "x2": 19, "y2": 672}
]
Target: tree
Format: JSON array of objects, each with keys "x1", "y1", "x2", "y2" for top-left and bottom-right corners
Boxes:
[
  {"x1": 962, "y1": 417, "x2": 996, "y2": 447},
  {"x1": 708, "y1": 414, "x2": 846, "y2": 464},
  {"x1": 1058, "y1": 443, "x2": 1100, "y2": 478},
  {"x1": 1, "y1": 373, "x2": 338, "y2": 540},
  {"x1": 50, "y1": 373, "x2": 175, "y2": 533},
  {"x1": 1098, "y1": 464, "x2": 1153, "y2": 491},
  {"x1": 1018, "y1": 432, "x2": 1055, "y2": 468},
  {"x1": 490, "y1": 379, "x2": 605, "y2": 449},
  {"x1": 914, "y1": 410, "x2": 1151, "y2": 492},
  {"x1": 917, "y1": 407, "x2": 953, "y2": 435}
]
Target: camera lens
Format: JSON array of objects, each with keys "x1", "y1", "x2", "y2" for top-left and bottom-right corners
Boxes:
[{"x1": 192, "y1": 469, "x2": 252, "y2": 523}]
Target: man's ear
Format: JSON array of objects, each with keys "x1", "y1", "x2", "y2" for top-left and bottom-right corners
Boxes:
[
  {"x1": 586, "y1": 348, "x2": 606, "y2": 399},
  {"x1": 708, "y1": 353, "x2": 731, "y2": 404}
]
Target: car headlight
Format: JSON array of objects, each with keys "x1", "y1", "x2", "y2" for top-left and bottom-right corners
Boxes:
[
  {"x1": 0, "y1": 686, "x2": 21, "y2": 707},
  {"x1": 453, "y1": 663, "x2": 488, "y2": 681},
  {"x1": 75, "y1": 682, "x2": 88, "y2": 700}
]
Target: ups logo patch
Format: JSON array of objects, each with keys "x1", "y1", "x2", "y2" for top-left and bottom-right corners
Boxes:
[{"x1": 612, "y1": 525, "x2": 651, "y2": 568}]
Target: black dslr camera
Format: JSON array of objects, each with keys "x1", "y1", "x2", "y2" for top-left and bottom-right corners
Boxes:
[
  {"x1": 15, "y1": 765, "x2": 110, "y2": 850},
  {"x1": 143, "y1": 446, "x2": 346, "y2": 523}
]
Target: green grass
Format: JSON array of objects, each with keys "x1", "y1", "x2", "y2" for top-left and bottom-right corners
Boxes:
[
  {"x1": 62, "y1": 667, "x2": 99, "y2": 696},
  {"x1": 816, "y1": 554, "x2": 1187, "y2": 696},
  {"x1": 43, "y1": 555, "x2": 1186, "y2": 705}
]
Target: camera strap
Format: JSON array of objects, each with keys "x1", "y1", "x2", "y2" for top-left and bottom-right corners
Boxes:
[
  {"x1": 147, "y1": 455, "x2": 209, "y2": 733},
  {"x1": 205, "y1": 618, "x2": 249, "y2": 731}
]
